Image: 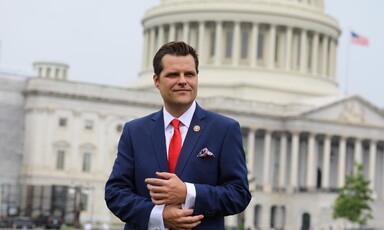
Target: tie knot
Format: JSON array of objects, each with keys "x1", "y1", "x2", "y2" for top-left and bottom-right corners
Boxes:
[{"x1": 171, "y1": 119, "x2": 180, "y2": 129}]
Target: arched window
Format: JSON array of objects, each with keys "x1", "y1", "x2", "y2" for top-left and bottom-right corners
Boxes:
[
  {"x1": 270, "y1": 205, "x2": 277, "y2": 228},
  {"x1": 301, "y1": 212, "x2": 311, "y2": 230},
  {"x1": 254, "y1": 205, "x2": 262, "y2": 229}
]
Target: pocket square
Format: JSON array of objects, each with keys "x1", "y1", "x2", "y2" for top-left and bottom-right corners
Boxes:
[{"x1": 197, "y1": 148, "x2": 215, "y2": 158}]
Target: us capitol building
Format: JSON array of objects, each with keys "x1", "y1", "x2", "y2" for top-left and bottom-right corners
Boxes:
[{"x1": 1, "y1": 0, "x2": 383, "y2": 229}]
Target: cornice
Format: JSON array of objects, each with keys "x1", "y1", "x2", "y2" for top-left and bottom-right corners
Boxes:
[{"x1": 24, "y1": 78, "x2": 163, "y2": 109}]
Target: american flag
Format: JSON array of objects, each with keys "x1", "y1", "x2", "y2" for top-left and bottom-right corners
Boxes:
[{"x1": 350, "y1": 31, "x2": 369, "y2": 46}]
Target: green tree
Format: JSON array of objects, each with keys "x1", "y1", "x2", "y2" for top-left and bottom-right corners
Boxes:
[{"x1": 333, "y1": 163, "x2": 373, "y2": 227}]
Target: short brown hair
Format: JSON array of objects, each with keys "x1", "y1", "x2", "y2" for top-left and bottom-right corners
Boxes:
[{"x1": 153, "y1": 41, "x2": 199, "y2": 76}]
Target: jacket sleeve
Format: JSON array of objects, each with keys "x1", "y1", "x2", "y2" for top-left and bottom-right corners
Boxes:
[
  {"x1": 193, "y1": 121, "x2": 251, "y2": 218},
  {"x1": 104, "y1": 123, "x2": 155, "y2": 230}
]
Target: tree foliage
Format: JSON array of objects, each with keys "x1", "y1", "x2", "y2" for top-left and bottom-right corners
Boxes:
[{"x1": 333, "y1": 163, "x2": 373, "y2": 226}]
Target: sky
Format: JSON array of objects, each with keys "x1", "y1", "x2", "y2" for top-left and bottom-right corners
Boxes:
[{"x1": 0, "y1": 0, "x2": 383, "y2": 108}]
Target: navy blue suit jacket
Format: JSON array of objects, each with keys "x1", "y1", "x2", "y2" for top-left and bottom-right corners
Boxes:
[{"x1": 105, "y1": 104, "x2": 251, "y2": 229}]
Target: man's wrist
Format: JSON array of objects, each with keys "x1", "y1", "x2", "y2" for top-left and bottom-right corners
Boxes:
[{"x1": 183, "y1": 183, "x2": 196, "y2": 209}]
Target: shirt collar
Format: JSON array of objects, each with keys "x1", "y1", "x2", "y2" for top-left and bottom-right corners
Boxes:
[{"x1": 163, "y1": 101, "x2": 196, "y2": 129}]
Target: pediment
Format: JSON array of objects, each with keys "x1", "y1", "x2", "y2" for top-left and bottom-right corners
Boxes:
[
  {"x1": 299, "y1": 96, "x2": 384, "y2": 127},
  {"x1": 79, "y1": 143, "x2": 97, "y2": 151}
]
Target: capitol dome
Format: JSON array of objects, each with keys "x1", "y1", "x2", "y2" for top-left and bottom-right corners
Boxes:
[{"x1": 131, "y1": 0, "x2": 341, "y2": 104}]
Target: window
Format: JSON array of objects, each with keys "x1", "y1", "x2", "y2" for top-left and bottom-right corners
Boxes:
[
  {"x1": 56, "y1": 150, "x2": 65, "y2": 170},
  {"x1": 209, "y1": 30, "x2": 216, "y2": 58},
  {"x1": 116, "y1": 124, "x2": 123, "y2": 133},
  {"x1": 307, "y1": 34, "x2": 313, "y2": 70},
  {"x1": 257, "y1": 32, "x2": 264, "y2": 61},
  {"x1": 80, "y1": 193, "x2": 88, "y2": 211},
  {"x1": 241, "y1": 31, "x2": 249, "y2": 59},
  {"x1": 175, "y1": 24, "x2": 183, "y2": 41},
  {"x1": 82, "y1": 152, "x2": 91, "y2": 172},
  {"x1": 59, "y1": 118, "x2": 67, "y2": 127},
  {"x1": 38, "y1": 67, "x2": 42, "y2": 77},
  {"x1": 84, "y1": 119, "x2": 93, "y2": 130},
  {"x1": 225, "y1": 31, "x2": 233, "y2": 59},
  {"x1": 46, "y1": 67, "x2": 51, "y2": 77}
]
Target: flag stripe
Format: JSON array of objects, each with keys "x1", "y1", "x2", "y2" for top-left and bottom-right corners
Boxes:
[{"x1": 351, "y1": 31, "x2": 369, "y2": 46}]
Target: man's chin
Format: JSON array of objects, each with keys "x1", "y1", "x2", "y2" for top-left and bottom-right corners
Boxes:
[{"x1": 173, "y1": 100, "x2": 194, "y2": 107}]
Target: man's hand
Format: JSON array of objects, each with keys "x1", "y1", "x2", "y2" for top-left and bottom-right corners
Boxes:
[
  {"x1": 145, "y1": 172, "x2": 187, "y2": 205},
  {"x1": 163, "y1": 205, "x2": 204, "y2": 230}
]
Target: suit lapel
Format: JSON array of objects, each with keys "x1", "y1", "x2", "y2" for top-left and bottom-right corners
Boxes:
[
  {"x1": 149, "y1": 109, "x2": 169, "y2": 172},
  {"x1": 175, "y1": 104, "x2": 206, "y2": 175}
]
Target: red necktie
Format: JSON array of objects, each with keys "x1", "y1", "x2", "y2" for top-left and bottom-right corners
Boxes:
[{"x1": 168, "y1": 119, "x2": 181, "y2": 173}]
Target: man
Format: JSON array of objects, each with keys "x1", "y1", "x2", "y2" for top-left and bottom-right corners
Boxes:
[{"x1": 105, "y1": 41, "x2": 251, "y2": 230}]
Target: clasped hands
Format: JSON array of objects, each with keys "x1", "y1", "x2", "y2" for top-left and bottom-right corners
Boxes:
[{"x1": 145, "y1": 172, "x2": 204, "y2": 230}]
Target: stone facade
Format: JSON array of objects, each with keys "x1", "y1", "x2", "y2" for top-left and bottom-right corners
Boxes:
[
  {"x1": 0, "y1": 74, "x2": 25, "y2": 217},
  {"x1": 0, "y1": 0, "x2": 384, "y2": 229}
]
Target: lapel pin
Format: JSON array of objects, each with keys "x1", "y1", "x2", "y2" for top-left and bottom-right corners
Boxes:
[{"x1": 193, "y1": 125, "x2": 200, "y2": 132}]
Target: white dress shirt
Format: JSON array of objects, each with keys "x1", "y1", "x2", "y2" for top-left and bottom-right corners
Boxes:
[{"x1": 148, "y1": 101, "x2": 197, "y2": 230}]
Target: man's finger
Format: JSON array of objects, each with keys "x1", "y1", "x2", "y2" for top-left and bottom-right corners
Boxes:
[
  {"x1": 147, "y1": 184, "x2": 165, "y2": 193},
  {"x1": 145, "y1": 178, "x2": 165, "y2": 186},
  {"x1": 156, "y1": 171, "x2": 174, "y2": 179}
]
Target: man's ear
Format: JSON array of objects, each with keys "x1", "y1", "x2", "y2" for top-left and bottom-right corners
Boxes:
[{"x1": 153, "y1": 74, "x2": 160, "y2": 88}]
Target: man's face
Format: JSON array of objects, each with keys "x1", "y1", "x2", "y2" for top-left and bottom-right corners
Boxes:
[{"x1": 153, "y1": 54, "x2": 198, "y2": 115}]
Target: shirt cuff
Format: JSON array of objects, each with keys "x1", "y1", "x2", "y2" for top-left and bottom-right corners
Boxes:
[
  {"x1": 148, "y1": 205, "x2": 168, "y2": 230},
  {"x1": 182, "y1": 182, "x2": 196, "y2": 209}
]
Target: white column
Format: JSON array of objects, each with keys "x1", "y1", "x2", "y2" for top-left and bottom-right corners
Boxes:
[
  {"x1": 306, "y1": 133, "x2": 316, "y2": 189},
  {"x1": 183, "y1": 21, "x2": 190, "y2": 43},
  {"x1": 338, "y1": 137, "x2": 346, "y2": 188},
  {"x1": 189, "y1": 26, "x2": 198, "y2": 49},
  {"x1": 157, "y1": 25, "x2": 165, "y2": 50},
  {"x1": 263, "y1": 130, "x2": 272, "y2": 192},
  {"x1": 321, "y1": 35, "x2": 329, "y2": 77},
  {"x1": 141, "y1": 29, "x2": 149, "y2": 70},
  {"x1": 322, "y1": 135, "x2": 331, "y2": 189},
  {"x1": 43, "y1": 109, "x2": 54, "y2": 167},
  {"x1": 267, "y1": 24, "x2": 276, "y2": 69},
  {"x1": 244, "y1": 201, "x2": 255, "y2": 230},
  {"x1": 260, "y1": 204, "x2": 270, "y2": 230},
  {"x1": 331, "y1": 38, "x2": 337, "y2": 79},
  {"x1": 311, "y1": 32, "x2": 319, "y2": 75},
  {"x1": 250, "y1": 23, "x2": 259, "y2": 67},
  {"x1": 168, "y1": 23, "x2": 176, "y2": 41},
  {"x1": 247, "y1": 128, "x2": 256, "y2": 184},
  {"x1": 285, "y1": 27, "x2": 292, "y2": 71},
  {"x1": 23, "y1": 109, "x2": 35, "y2": 166},
  {"x1": 148, "y1": 27, "x2": 156, "y2": 64},
  {"x1": 328, "y1": 38, "x2": 334, "y2": 78},
  {"x1": 232, "y1": 21, "x2": 241, "y2": 66},
  {"x1": 97, "y1": 114, "x2": 107, "y2": 174},
  {"x1": 299, "y1": 29, "x2": 307, "y2": 73},
  {"x1": 70, "y1": 111, "x2": 81, "y2": 172},
  {"x1": 369, "y1": 140, "x2": 377, "y2": 191},
  {"x1": 225, "y1": 215, "x2": 237, "y2": 229},
  {"x1": 214, "y1": 21, "x2": 223, "y2": 66},
  {"x1": 290, "y1": 132, "x2": 300, "y2": 192},
  {"x1": 354, "y1": 138, "x2": 363, "y2": 167},
  {"x1": 275, "y1": 207, "x2": 284, "y2": 229},
  {"x1": 382, "y1": 148, "x2": 384, "y2": 199},
  {"x1": 278, "y1": 132, "x2": 287, "y2": 189},
  {"x1": 198, "y1": 21, "x2": 205, "y2": 65}
]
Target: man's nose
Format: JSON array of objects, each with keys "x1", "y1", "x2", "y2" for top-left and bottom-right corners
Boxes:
[{"x1": 178, "y1": 74, "x2": 187, "y2": 84}]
